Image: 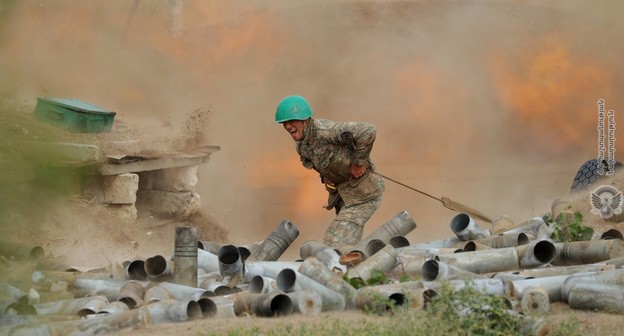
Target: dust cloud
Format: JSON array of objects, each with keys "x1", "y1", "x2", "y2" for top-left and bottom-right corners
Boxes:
[{"x1": 1, "y1": 1, "x2": 622, "y2": 260}]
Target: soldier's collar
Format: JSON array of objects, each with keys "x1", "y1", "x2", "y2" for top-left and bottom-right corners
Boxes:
[{"x1": 301, "y1": 118, "x2": 315, "y2": 144}]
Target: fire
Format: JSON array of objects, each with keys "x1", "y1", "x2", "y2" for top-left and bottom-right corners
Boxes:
[{"x1": 491, "y1": 33, "x2": 612, "y2": 153}]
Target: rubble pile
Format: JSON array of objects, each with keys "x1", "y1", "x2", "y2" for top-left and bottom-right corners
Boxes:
[{"x1": 1, "y1": 202, "x2": 623, "y2": 335}]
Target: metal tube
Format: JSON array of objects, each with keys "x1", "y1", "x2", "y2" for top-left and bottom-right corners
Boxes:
[
  {"x1": 243, "y1": 261, "x2": 302, "y2": 282},
  {"x1": 298, "y1": 257, "x2": 358, "y2": 308},
  {"x1": 604, "y1": 256, "x2": 624, "y2": 267},
  {"x1": 246, "y1": 220, "x2": 299, "y2": 261},
  {"x1": 146, "y1": 299, "x2": 202, "y2": 321},
  {"x1": 422, "y1": 279, "x2": 505, "y2": 296},
  {"x1": 348, "y1": 245, "x2": 398, "y2": 281},
  {"x1": 98, "y1": 301, "x2": 130, "y2": 315},
  {"x1": 535, "y1": 223, "x2": 554, "y2": 240},
  {"x1": 300, "y1": 240, "x2": 333, "y2": 259},
  {"x1": 391, "y1": 255, "x2": 427, "y2": 278},
  {"x1": 33, "y1": 296, "x2": 108, "y2": 317},
  {"x1": 233, "y1": 292, "x2": 293, "y2": 317},
  {"x1": 145, "y1": 255, "x2": 173, "y2": 281},
  {"x1": 207, "y1": 296, "x2": 236, "y2": 318},
  {"x1": 144, "y1": 285, "x2": 170, "y2": 303},
  {"x1": 356, "y1": 286, "x2": 408, "y2": 313},
  {"x1": 1, "y1": 300, "x2": 203, "y2": 335},
  {"x1": 354, "y1": 281, "x2": 428, "y2": 309},
  {"x1": 157, "y1": 282, "x2": 212, "y2": 301},
  {"x1": 461, "y1": 241, "x2": 494, "y2": 251},
  {"x1": 238, "y1": 241, "x2": 263, "y2": 262},
  {"x1": 198, "y1": 241, "x2": 222, "y2": 254},
  {"x1": 470, "y1": 233, "x2": 529, "y2": 248},
  {"x1": 196, "y1": 298, "x2": 217, "y2": 318},
  {"x1": 491, "y1": 214, "x2": 515, "y2": 235},
  {"x1": 560, "y1": 269, "x2": 624, "y2": 301},
  {"x1": 197, "y1": 248, "x2": 220, "y2": 274},
  {"x1": 124, "y1": 259, "x2": 148, "y2": 281},
  {"x1": 299, "y1": 240, "x2": 345, "y2": 273},
  {"x1": 552, "y1": 239, "x2": 624, "y2": 266},
  {"x1": 218, "y1": 245, "x2": 244, "y2": 285},
  {"x1": 73, "y1": 278, "x2": 148, "y2": 302},
  {"x1": 421, "y1": 259, "x2": 486, "y2": 281},
  {"x1": 450, "y1": 213, "x2": 490, "y2": 241},
  {"x1": 199, "y1": 277, "x2": 233, "y2": 296},
  {"x1": 345, "y1": 210, "x2": 417, "y2": 255},
  {"x1": 489, "y1": 272, "x2": 531, "y2": 282},
  {"x1": 499, "y1": 217, "x2": 545, "y2": 236},
  {"x1": 315, "y1": 248, "x2": 346, "y2": 274},
  {"x1": 174, "y1": 226, "x2": 198, "y2": 287},
  {"x1": 520, "y1": 285, "x2": 550, "y2": 316},
  {"x1": 118, "y1": 281, "x2": 145, "y2": 309},
  {"x1": 276, "y1": 269, "x2": 345, "y2": 311},
  {"x1": 365, "y1": 239, "x2": 387, "y2": 257},
  {"x1": 366, "y1": 210, "x2": 417, "y2": 242},
  {"x1": 567, "y1": 282, "x2": 624, "y2": 313},
  {"x1": 285, "y1": 290, "x2": 322, "y2": 315},
  {"x1": 599, "y1": 229, "x2": 623, "y2": 240},
  {"x1": 249, "y1": 275, "x2": 278, "y2": 294},
  {"x1": 404, "y1": 236, "x2": 461, "y2": 250},
  {"x1": 389, "y1": 236, "x2": 410, "y2": 248},
  {"x1": 398, "y1": 247, "x2": 457, "y2": 259},
  {"x1": 436, "y1": 247, "x2": 520, "y2": 274},
  {"x1": 506, "y1": 275, "x2": 574, "y2": 302},
  {"x1": 516, "y1": 239, "x2": 556, "y2": 268},
  {"x1": 512, "y1": 264, "x2": 614, "y2": 278}
]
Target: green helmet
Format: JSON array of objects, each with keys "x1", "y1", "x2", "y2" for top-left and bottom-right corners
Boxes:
[{"x1": 275, "y1": 95, "x2": 313, "y2": 123}]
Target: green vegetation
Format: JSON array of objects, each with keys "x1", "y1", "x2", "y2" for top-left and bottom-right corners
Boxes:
[
  {"x1": 543, "y1": 209, "x2": 594, "y2": 242},
  {"x1": 203, "y1": 284, "x2": 582, "y2": 336}
]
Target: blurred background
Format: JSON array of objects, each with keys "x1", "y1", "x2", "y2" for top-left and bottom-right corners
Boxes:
[{"x1": 0, "y1": 0, "x2": 621, "y2": 260}]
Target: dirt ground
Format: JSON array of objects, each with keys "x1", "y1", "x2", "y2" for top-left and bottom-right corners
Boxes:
[{"x1": 113, "y1": 303, "x2": 624, "y2": 336}]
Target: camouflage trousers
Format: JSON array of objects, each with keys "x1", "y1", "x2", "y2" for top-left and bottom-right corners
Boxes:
[{"x1": 323, "y1": 194, "x2": 383, "y2": 249}]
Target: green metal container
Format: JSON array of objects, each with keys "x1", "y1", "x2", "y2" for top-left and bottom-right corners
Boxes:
[{"x1": 34, "y1": 97, "x2": 116, "y2": 133}]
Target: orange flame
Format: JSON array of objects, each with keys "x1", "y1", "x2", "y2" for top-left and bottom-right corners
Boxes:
[{"x1": 491, "y1": 33, "x2": 612, "y2": 153}]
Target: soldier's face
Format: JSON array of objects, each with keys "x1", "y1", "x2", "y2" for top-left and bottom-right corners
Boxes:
[{"x1": 282, "y1": 120, "x2": 305, "y2": 141}]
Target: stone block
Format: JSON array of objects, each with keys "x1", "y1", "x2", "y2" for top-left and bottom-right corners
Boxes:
[
  {"x1": 139, "y1": 166, "x2": 198, "y2": 192},
  {"x1": 136, "y1": 190, "x2": 201, "y2": 219},
  {"x1": 84, "y1": 173, "x2": 139, "y2": 205}
]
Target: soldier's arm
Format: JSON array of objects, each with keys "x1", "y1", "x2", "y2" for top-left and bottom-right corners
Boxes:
[
  {"x1": 337, "y1": 122, "x2": 377, "y2": 165},
  {"x1": 296, "y1": 144, "x2": 314, "y2": 169}
]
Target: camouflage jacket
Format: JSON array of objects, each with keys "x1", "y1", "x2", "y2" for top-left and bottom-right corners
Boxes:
[{"x1": 296, "y1": 118, "x2": 384, "y2": 207}]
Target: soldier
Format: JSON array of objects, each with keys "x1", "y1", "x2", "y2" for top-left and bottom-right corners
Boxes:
[{"x1": 275, "y1": 95, "x2": 384, "y2": 248}]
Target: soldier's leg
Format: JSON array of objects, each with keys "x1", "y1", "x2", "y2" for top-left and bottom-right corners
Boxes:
[{"x1": 323, "y1": 196, "x2": 382, "y2": 248}]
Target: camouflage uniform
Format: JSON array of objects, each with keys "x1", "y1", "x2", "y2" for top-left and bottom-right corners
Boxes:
[{"x1": 296, "y1": 118, "x2": 384, "y2": 248}]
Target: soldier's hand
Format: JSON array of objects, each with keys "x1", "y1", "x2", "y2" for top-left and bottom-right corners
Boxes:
[{"x1": 349, "y1": 163, "x2": 366, "y2": 179}]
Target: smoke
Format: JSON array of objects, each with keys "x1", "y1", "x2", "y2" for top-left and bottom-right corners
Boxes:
[{"x1": 1, "y1": 1, "x2": 622, "y2": 259}]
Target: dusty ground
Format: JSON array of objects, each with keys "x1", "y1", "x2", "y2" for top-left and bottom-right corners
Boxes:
[{"x1": 112, "y1": 303, "x2": 624, "y2": 336}]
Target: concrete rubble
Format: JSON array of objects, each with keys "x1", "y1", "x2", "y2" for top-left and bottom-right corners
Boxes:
[{"x1": 1, "y1": 202, "x2": 623, "y2": 335}]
